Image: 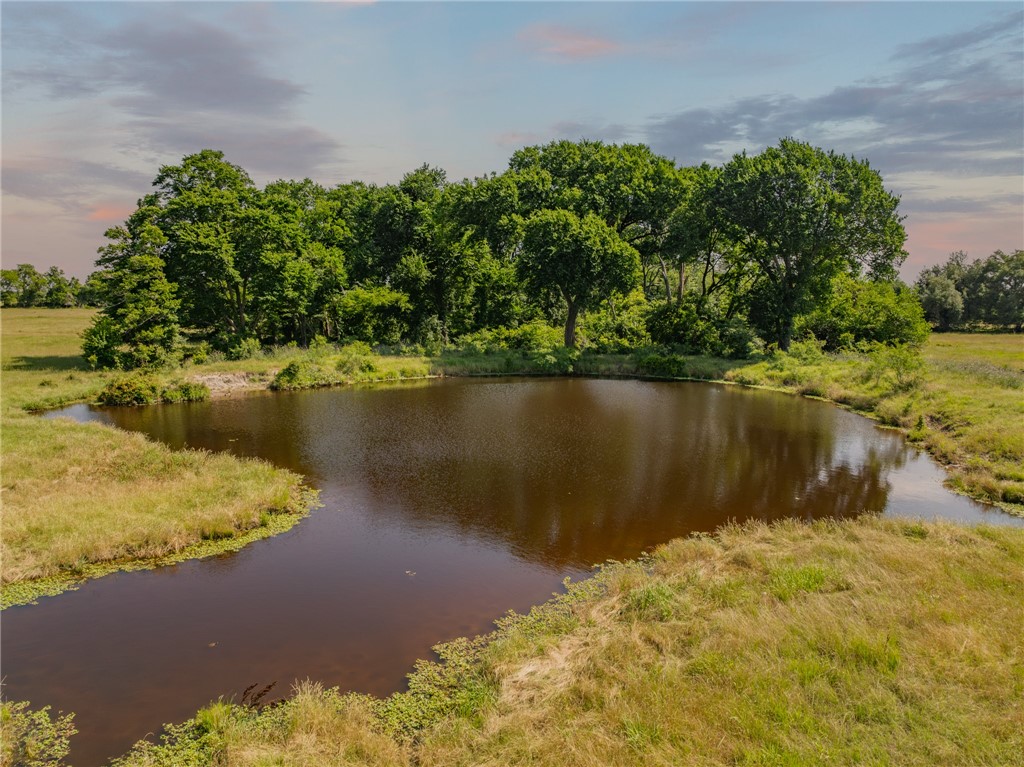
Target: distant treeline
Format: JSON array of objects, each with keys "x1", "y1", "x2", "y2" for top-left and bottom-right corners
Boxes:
[
  {"x1": 18, "y1": 139, "x2": 1017, "y2": 370},
  {"x1": 915, "y1": 250, "x2": 1024, "y2": 332},
  {"x1": 0, "y1": 264, "x2": 101, "y2": 308}
]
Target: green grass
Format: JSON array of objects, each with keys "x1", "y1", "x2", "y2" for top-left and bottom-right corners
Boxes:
[
  {"x1": 0, "y1": 309, "x2": 315, "y2": 606},
  {"x1": 109, "y1": 517, "x2": 1024, "y2": 767}
]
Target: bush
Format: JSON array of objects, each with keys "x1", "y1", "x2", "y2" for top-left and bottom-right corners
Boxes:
[
  {"x1": 336, "y1": 286, "x2": 411, "y2": 345},
  {"x1": 161, "y1": 381, "x2": 210, "y2": 403},
  {"x1": 645, "y1": 297, "x2": 755, "y2": 358},
  {"x1": 336, "y1": 342, "x2": 377, "y2": 376},
  {"x1": 184, "y1": 341, "x2": 210, "y2": 365},
  {"x1": 529, "y1": 346, "x2": 580, "y2": 374},
  {"x1": 797, "y1": 275, "x2": 930, "y2": 350},
  {"x1": 98, "y1": 373, "x2": 162, "y2": 406},
  {"x1": 225, "y1": 337, "x2": 262, "y2": 361},
  {"x1": 81, "y1": 316, "x2": 120, "y2": 370},
  {"x1": 271, "y1": 360, "x2": 336, "y2": 391},
  {"x1": 456, "y1": 321, "x2": 563, "y2": 354},
  {"x1": 862, "y1": 343, "x2": 925, "y2": 392},
  {"x1": 576, "y1": 292, "x2": 650, "y2": 353},
  {"x1": 633, "y1": 351, "x2": 724, "y2": 381}
]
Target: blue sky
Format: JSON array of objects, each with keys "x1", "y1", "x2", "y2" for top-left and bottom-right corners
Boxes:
[{"x1": 3, "y1": 1, "x2": 1021, "y2": 279}]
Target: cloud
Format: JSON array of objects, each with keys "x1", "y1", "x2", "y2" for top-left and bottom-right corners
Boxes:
[
  {"x1": 644, "y1": 10, "x2": 1023, "y2": 274},
  {"x1": 2, "y1": 5, "x2": 342, "y2": 181},
  {"x1": 518, "y1": 24, "x2": 623, "y2": 61},
  {"x1": 647, "y1": 10, "x2": 1023, "y2": 182},
  {"x1": 87, "y1": 204, "x2": 137, "y2": 222},
  {"x1": 2, "y1": 156, "x2": 151, "y2": 207},
  {"x1": 5, "y1": 8, "x2": 304, "y2": 117},
  {"x1": 131, "y1": 117, "x2": 342, "y2": 180}
]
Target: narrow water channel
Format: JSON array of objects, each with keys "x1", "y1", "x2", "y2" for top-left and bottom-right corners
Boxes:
[{"x1": 4, "y1": 378, "x2": 1015, "y2": 765}]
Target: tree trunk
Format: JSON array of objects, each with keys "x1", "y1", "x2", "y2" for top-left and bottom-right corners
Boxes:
[
  {"x1": 677, "y1": 261, "x2": 687, "y2": 303},
  {"x1": 778, "y1": 320, "x2": 793, "y2": 351},
  {"x1": 564, "y1": 301, "x2": 580, "y2": 349},
  {"x1": 658, "y1": 256, "x2": 671, "y2": 302}
]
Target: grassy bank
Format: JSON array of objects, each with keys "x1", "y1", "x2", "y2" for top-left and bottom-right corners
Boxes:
[
  {"x1": 111, "y1": 516, "x2": 1024, "y2": 767},
  {"x1": 0, "y1": 309, "x2": 315, "y2": 607},
  {"x1": 718, "y1": 335, "x2": 1024, "y2": 513}
]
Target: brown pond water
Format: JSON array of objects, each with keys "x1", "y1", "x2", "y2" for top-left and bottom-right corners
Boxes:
[{"x1": 5, "y1": 377, "x2": 1017, "y2": 765}]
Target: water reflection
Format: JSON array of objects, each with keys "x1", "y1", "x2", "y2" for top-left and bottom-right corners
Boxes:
[{"x1": 97, "y1": 379, "x2": 907, "y2": 569}]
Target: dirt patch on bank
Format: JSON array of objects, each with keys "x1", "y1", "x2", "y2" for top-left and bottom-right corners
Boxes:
[{"x1": 190, "y1": 372, "x2": 276, "y2": 398}]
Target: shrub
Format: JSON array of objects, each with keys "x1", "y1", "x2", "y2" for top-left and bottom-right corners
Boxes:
[
  {"x1": 577, "y1": 292, "x2": 650, "y2": 352},
  {"x1": 797, "y1": 275, "x2": 930, "y2": 350},
  {"x1": 98, "y1": 373, "x2": 162, "y2": 406},
  {"x1": 456, "y1": 321, "x2": 562, "y2": 354},
  {"x1": 225, "y1": 337, "x2": 262, "y2": 361},
  {"x1": 645, "y1": 297, "x2": 755, "y2": 358},
  {"x1": 529, "y1": 346, "x2": 580, "y2": 374},
  {"x1": 336, "y1": 286, "x2": 411, "y2": 345},
  {"x1": 863, "y1": 343, "x2": 925, "y2": 392},
  {"x1": 184, "y1": 341, "x2": 210, "y2": 365},
  {"x1": 160, "y1": 381, "x2": 210, "y2": 403},
  {"x1": 81, "y1": 316, "x2": 120, "y2": 370},
  {"x1": 336, "y1": 342, "x2": 377, "y2": 376},
  {"x1": 271, "y1": 360, "x2": 335, "y2": 390}
]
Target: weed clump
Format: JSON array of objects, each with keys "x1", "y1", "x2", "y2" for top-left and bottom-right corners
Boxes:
[
  {"x1": 271, "y1": 360, "x2": 336, "y2": 390},
  {"x1": 0, "y1": 700, "x2": 77, "y2": 767},
  {"x1": 98, "y1": 373, "x2": 162, "y2": 405}
]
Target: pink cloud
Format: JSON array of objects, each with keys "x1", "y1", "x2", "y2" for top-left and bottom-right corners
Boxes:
[
  {"x1": 518, "y1": 24, "x2": 623, "y2": 61},
  {"x1": 86, "y1": 204, "x2": 135, "y2": 223}
]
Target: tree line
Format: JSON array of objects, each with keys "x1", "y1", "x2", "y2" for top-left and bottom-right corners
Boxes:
[
  {"x1": 915, "y1": 249, "x2": 1024, "y2": 332},
  {"x1": 75, "y1": 138, "x2": 937, "y2": 369},
  {"x1": 0, "y1": 264, "x2": 102, "y2": 308}
]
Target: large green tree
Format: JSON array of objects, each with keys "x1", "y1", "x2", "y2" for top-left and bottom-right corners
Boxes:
[
  {"x1": 520, "y1": 209, "x2": 640, "y2": 348},
  {"x1": 716, "y1": 139, "x2": 906, "y2": 349}
]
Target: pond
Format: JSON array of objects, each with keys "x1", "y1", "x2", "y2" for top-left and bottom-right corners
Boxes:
[{"x1": 4, "y1": 377, "x2": 1016, "y2": 765}]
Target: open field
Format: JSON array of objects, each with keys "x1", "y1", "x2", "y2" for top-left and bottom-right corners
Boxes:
[
  {"x1": 1, "y1": 309, "x2": 314, "y2": 606},
  {"x1": 108, "y1": 516, "x2": 1024, "y2": 767}
]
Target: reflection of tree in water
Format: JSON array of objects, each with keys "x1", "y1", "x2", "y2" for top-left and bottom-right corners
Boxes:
[
  {"x1": 100, "y1": 379, "x2": 909, "y2": 571},
  {"x1": 325, "y1": 380, "x2": 907, "y2": 570}
]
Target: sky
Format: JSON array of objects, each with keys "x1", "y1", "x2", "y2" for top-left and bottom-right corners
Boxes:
[{"x1": 2, "y1": 1, "x2": 1022, "y2": 281}]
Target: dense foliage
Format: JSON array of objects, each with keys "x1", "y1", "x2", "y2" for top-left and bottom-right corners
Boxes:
[
  {"x1": 915, "y1": 250, "x2": 1024, "y2": 331},
  {"x1": 76, "y1": 139, "x2": 938, "y2": 368}
]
